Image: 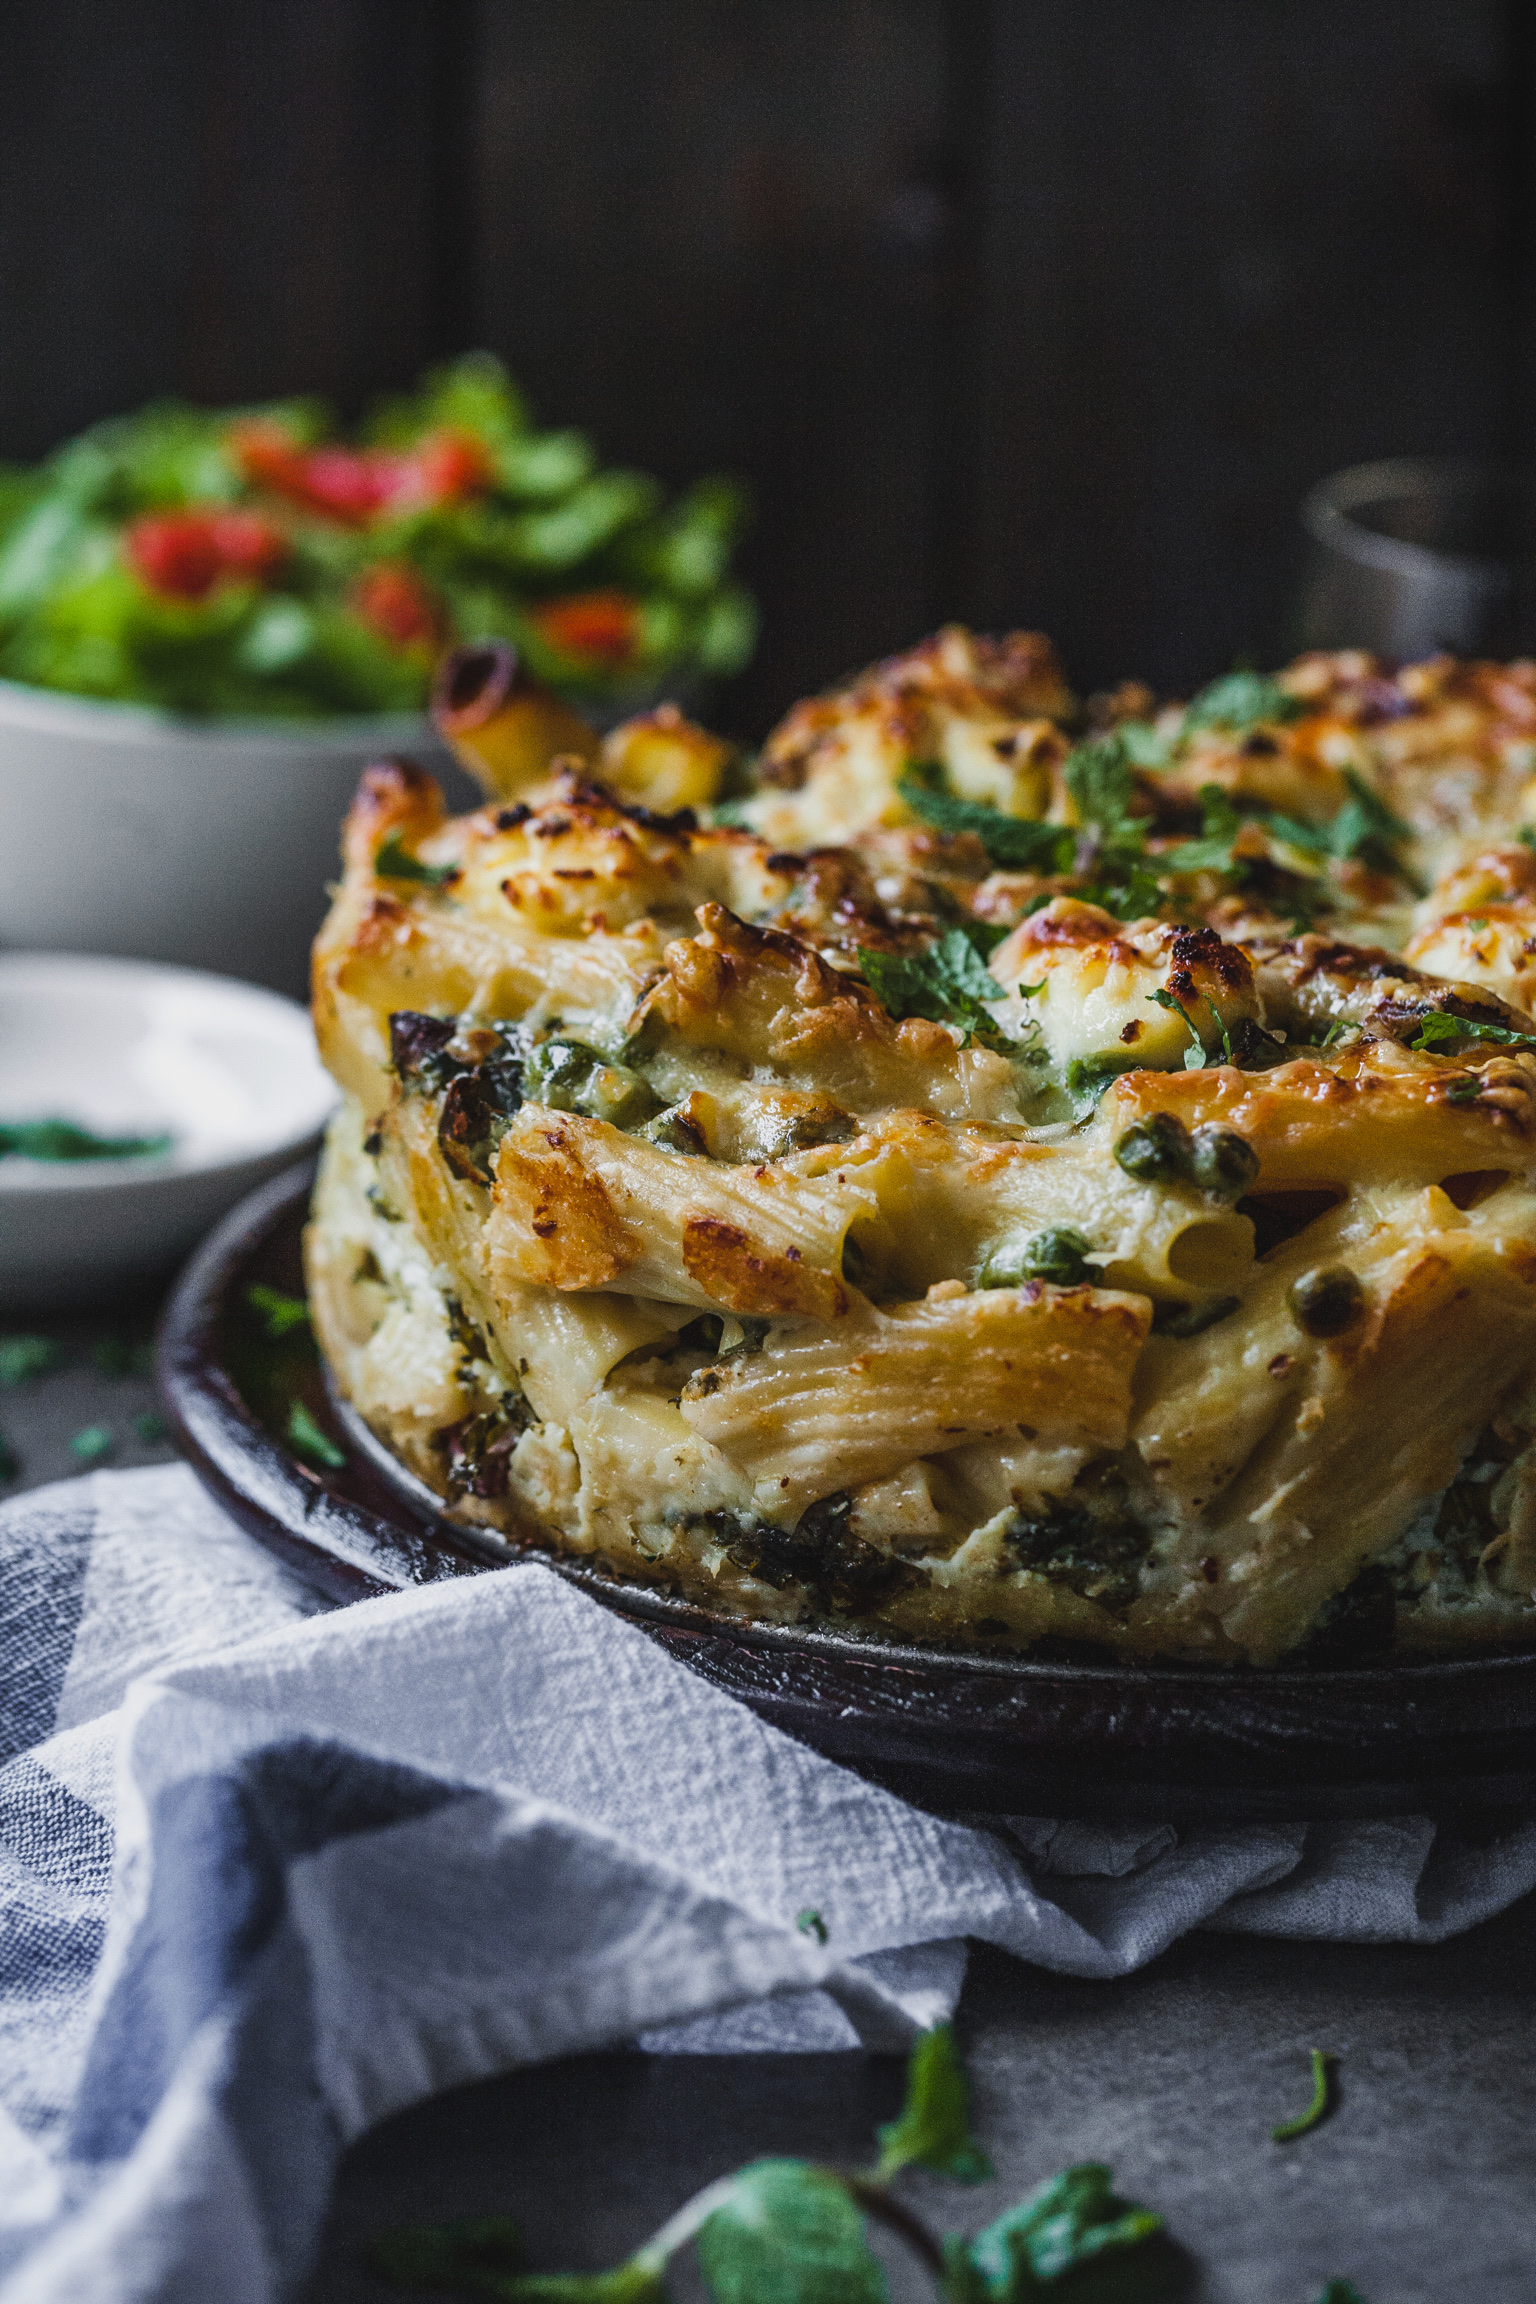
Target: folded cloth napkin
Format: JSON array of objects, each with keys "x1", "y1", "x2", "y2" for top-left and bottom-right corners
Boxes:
[{"x1": 4, "y1": 1466, "x2": 1536, "y2": 2302}]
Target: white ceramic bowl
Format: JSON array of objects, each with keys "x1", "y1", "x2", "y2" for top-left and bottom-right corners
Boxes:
[
  {"x1": 0, "y1": 952, "x2": 336, "y2": 1309},
  {"x1": 0, "y1": 680, "x2": 475, "y2": 999}
]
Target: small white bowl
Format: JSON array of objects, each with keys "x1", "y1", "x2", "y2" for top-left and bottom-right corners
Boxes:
[
  {"x1": 0, "y1": 952, "x2": 336, "y2": 1308},
  {"x1": 0, "y1": 680, "x2": 475, "y2": 999}
]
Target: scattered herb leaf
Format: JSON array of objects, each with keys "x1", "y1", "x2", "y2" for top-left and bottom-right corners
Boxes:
[
  {"x1": 697, "y1": 2160, "x2": 886, "y2": 2304},
  {"x1": 898, "y1": 768, "x2": 1074, "y2": 874},
  {"x1": 955, "y1": 2162, "x2": 1170, "y2": 2301},
  {"x1": 376, "y1": 833, "x2": 459, "y2": 887},
  {"x1": 0, "y1": 1119, "x2": 171, "y2": 1162},
  {"x1": 246, "y1": 1282, "x2": 312, "y2": 1339},
  {"x1": 0, "y1": 1334, "x2": 62, "y2": 1387},
  {"x1": 1410, "y1": 1011, "x2": 1536, "y2": 1056},
  {"x1": 796, "y1": 1908, "x2": 828, "y2": 1945},
  {"x1": 1182, "y1": 670, "x2": 1303, "y2": 734},
  {"x1": 286, "y1": 1401, "x2": 346, "y2": 1471},
  {"x1": 858, "y1": 931, "x2": 1019, "y2": 1052},
  {"x1": 92, "y1": 1335, "x2": 154, "y2": 1377},
  {"x1": 69, "y1": 1424, "x2": 113, "y2": 1464},
  {"x1": 134, "y1": 1411, "x2": 168, "y2": 1444},
  {"x1": 1271, "y1": 2049, "x2": 1335, "y2": 2142},
  {"x1": 1163, "y1": 783, "x2": 1244, "y2": 874},
  {"x1": 875, "y1": 2022, "x2": 992, "y2": 2184},
  {"x1": 1148, "y1": 988, "x2": 1208, "y2": 1071}
]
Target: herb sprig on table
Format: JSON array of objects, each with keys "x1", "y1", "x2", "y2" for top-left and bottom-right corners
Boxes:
[{"x1": 369, "y1": 2026, "x2": 1363, "y2": 2304}]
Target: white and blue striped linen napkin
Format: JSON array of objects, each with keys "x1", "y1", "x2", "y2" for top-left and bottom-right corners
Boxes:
[{"x1": 4, "y1": 1460, "x2": 1536, "y2": 2303}]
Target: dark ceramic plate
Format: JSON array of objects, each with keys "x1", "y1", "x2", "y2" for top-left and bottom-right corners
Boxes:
[{"x1": 158, "y1": 1163, "x2": 1536, "y2": 1823}]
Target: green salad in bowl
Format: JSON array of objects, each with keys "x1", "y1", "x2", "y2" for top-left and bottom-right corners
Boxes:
[{"x1": 0, "y1": 353, "x2": 756, "y2": 719}]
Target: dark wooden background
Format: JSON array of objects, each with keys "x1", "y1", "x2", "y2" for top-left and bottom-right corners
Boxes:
[{"x1": 3, "y1": 1, "x2": 1532, "y2": 729}]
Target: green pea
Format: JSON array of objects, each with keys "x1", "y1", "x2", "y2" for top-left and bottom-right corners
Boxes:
[
  {"x1": 1187, "y1": 1124, "x2": 1259, "y2": 1203},
  {"x1": 1113, "y1": 1112, "x2": 1193, "y2": 1183},
  {"x1": 981, "y1": 1227, "x2": 1095, "y2": 1290},
  {"x1": 1288, "y1": 1266, "x2": 1364, "y2": 1338}
]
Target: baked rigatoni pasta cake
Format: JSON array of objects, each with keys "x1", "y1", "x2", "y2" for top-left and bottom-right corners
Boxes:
[{"x1": 306, "y1": 631, "x2": 1536, "y2": 1665}]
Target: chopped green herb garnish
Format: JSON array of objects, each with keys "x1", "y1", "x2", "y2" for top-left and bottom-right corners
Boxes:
[
  {"x1": 874, "y1": 2022, "x2": 992, "y2": 2183},
  {"x1": 1182, "y1": 669, "x2": 1304, "y2": 733},
  {"x1": 794, "y1": 1907, "x2": 828, "y2": 1944},
  {"x1": 858, "y1": 931, "x2": 1020, "y2": 1053},
  {"x1": 286, "y1": 1401, "x2": 346, "y2": 1471},
  {"x1": 1271, "y1": 2048, "x2": 1335, "y2": 2141},
  {"x1": 956, "y1": 2162, "x2": 1170, "y2": 2299},
  {"x1": 1148, "y1": 988, "x2": 1209, "y2": 1070},
  {"x1": 1116, "y1": 719, "x2": 1174, "y2": 768},
  {"x1": 0, "y1": 1334, "x2": 62, "y2": 1387},
  {"x1": 1410, "y1": 1010, "x2": 1536, "y2": 1056},
  {"x1": 898, "y1": 767, "x2": 1074, "y2": 873},
  {"x1": 1316, "y1": 1020, "x2": 1352, "y2": 1049},
  {"x1": 246, "y1": 1282, "x2": 312, "y2": 1339},
  {"x1": 133, "y1": 1411, "x2": 168, "y2": 1445},
  {"x1": 1163, "y1": 782, "x2": 1244, "y2": 874},
  {"x1": 1065, "y1": 1053, "x2": 1136, "y2": 1111},
  {"x1": 1314, "y1": 2283, "x2": 1367, "y2": 2304},
  {"x1": 0, "y1": 1120, "x2": 171, "y2": 1162},
  {"x1": 69, "y1": 1424, "x2": 113, "y2": 1464},
  {"x1": 368, "y1": 2025, "x2": 1189, "y2": 2304},
  {"x1": 375, "y1": 833, "x2": 459, "y2": 887}
]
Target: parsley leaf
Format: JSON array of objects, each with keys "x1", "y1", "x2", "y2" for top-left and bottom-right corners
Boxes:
[
  {"x1": 376, "y1": 833, "x2": 459, "y2": 886},
  {"x1": 1327, "y1": 770, "x2": 1422, "y2": 890},
  {"x1": 796, "y1": 1908, "x2": 829, "y2": 1944},
  {"x1": 875, "y1": 2024, "x2": 992, "y2": 2184},
  {"x1": 1181, "y1": 670, "x2": 1303, "y2": 734},
  {"x1": 953, "y1": 2163, "x2": 1170, "y2": 2303},
  {"x1": 859, "y1": 932, "x2": 1019, "y2": 1052},
  {"x1": 696, "y1": 2161, "x2": 886, "y2": 2304},
  {"x1": 1163, "y1": 784, "x2": 1243, "y2": 875},
  {"x1": 1409, "y1": 1012, "x2": 1536, "y2": 1055},
  {"x1": 897, "y1": 768, "x2": 1074, "y2": 873}
]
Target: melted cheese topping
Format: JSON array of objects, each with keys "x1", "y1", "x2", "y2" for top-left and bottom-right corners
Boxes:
[{"x1": 307, "y1": 635, "x2": 1536, "y2": 1665}]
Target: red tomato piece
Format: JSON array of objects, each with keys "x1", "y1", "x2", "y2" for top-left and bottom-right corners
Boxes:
[
  {"x1": 125, "y1": 509, "x2": 287, "y2": 601},
  {"x1": 348, "y1": 561, "x2": 443, "y2": 650},
  {"x1": 404, "y1": 428, "x2": 496, "y2": 508},
  {"x1": 531, "y1": 589, "x2": 640, "y2": 666}
]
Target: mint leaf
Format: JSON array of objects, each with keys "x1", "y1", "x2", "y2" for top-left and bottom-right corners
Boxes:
[
  {"x1": 1147, "y1": 989, "x2": 1206, "y2": 1071},
  {"x1": 370, "y1": 2215, "x2": 524, "y2": 2293},
  {"x1": 897, "y1": 770, "x2": 1074, "y2": 874},
  {"x1": 376, "y1": 832, "x2": 459, "y2": 886},
  {"x1": 246, "y1": 1282, "x2": 312, "y2": 1338},
  {"x1": 956, "y1": 2164, "x2": 1169, "y2": 2303},
  {"x1": 287, "y1": 1400, "x2": 346, "y2": 1471},
  {"x1": 1182, "y1": 670, "x2": 1302, "y2": 734},
  {"x1": 0, "y1": 1119, "x2": 172, "y2": 1161},
  {"x1": 859, "y1": 932, "x2": 1018, "y2": 1052},
  {"x1": 1162, "y1": 784, "x2": 1243, "y2": 874},
  {"x1": 1410, "y1": 1012, "x2": 1536, "y2": 1055},
  {"x1": 1063, "y1": 734, "x2": 1141, "y2": 851},
  {"x1": 697, "y1": 2161, "x2": 886, "y2": 2304},
  {"x1": 875, "y1": 2024, "x2": 992, "y2": 2184},
  {"x1": 0, "y1": 1334, "x2": 62, "y2": 1387}
]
